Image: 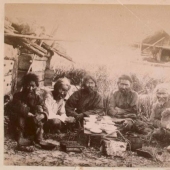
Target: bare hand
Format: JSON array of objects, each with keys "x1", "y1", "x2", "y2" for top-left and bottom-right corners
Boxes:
[
  {"x1": 65, "y1": 117, "x2": 76, "y2": 123},
  {"x1": 28, "y1": 112, "x2": 35, "y2": 117},
  {"x1": 37, "y1": 106, "x2": 43, "y2": 112},
  {"x1": 123, "y1": 119, "x2": 133, "y2": 129},
  {"x1": 35, "y1": 113, "x2": 45, "y2": 122}
]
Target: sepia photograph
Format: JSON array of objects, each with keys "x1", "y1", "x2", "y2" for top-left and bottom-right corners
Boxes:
[{"x1": 3, "y1": 1, "x2": 170, "y2": 167}]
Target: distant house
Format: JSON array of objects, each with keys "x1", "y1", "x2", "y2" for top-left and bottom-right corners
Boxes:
[{"x1": 141, "y1": 30, "x2": 170, "y2": 62}]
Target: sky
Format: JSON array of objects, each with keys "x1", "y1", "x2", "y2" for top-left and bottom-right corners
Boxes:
[{"x1": 5, "y1": 4, "x2": 170, "y2": 65}]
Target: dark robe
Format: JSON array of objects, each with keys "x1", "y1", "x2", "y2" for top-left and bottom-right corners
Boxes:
[
  {"x1": 107, "y1": 90, "x2": 152, "y2": 134},
  {"x1": 65, "y1": 89, "x2": 104, "y2": 117},
  {"x1": 8, "y1": 90, "x2": 48, "y2": 142},
  {"x1": 107, "y1": 89, "x2": 138, "y2": 117},
  {"x1": 11, "y1": 91, "x2": 48, "y2": 119}
]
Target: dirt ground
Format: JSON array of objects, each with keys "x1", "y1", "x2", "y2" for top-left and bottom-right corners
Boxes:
[{"x1": 4, "y1": 133, "x2": 170, "y2": 167}]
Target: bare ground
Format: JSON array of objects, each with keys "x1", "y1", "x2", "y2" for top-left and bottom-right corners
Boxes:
[{"x1": 4, "y1": 134, "x2": 170, "y2": 167}]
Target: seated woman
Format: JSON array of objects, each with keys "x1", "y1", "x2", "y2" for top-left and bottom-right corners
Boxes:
[
  {"x1": 65, "y1": 75, "x2": 104, "y2": 126},
  {"x1": 150, "y1": 83, "x2": 170, "y2": 141},
  {"x1": 44, "y1": 77, "x2": 75, "y2": 133}
]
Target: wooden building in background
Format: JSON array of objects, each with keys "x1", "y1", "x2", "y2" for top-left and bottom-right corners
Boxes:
[
  {"x1": 141, "y1": 30, "x2": 170, "y2": 62},
  {"x1": 4, "y1": 19, "x2": 73, "y2": 97}
]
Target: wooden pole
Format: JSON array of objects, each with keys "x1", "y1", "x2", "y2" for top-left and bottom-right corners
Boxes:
[
  {"x1": 142, "y1": 37, "x2": 165, "y2": 51},
  {"x1": 5, "y1": 33, "x2": 74, "y2": 62},
  {"x1": 142, "y1": 43, "x2": 170, "y2": 50},
  {"x1": 21, "y1": 42, "x2": 45, "y2": 57},
  {"x1": 5, "y1": 33, "x2": 66, "y2": 41}
]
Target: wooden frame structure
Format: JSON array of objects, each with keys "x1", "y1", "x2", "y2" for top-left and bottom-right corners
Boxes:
[{"x1": 141, "y1": 30, "x2": 170, "y2": 62}]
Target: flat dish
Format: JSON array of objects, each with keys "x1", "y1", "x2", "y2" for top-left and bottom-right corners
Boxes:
[
  {"x1": 90, "y1": 128, "x2": 102, "y2": 134},
  {"x1": 84, "y1": 117, "x2": 90, "y2": 121},
  {"x1": 84, "y1": 124, "x2": 94, "y2": 130}
]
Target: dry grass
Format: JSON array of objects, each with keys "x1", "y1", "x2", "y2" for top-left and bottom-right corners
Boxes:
[
  {"x1": 52, "y1": 61, "x2": 170, "y2": 118},
  {"x1": 5, "y1": 58, "x2": 170, "y2": 166}
]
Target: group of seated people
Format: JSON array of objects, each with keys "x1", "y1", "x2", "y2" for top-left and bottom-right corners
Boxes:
[{"x1": 6, "y1": 73, "x2": 170, "y2": 152}]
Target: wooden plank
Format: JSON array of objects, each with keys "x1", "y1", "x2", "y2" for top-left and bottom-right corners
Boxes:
[
  {"x1": 44, "y1": 69, "x2": 55, "y2": 79},
  {"x1": 42, "y1": 42, "x2": 73, "y2": 62},
  {"x1": 34, "y1": 55, "x2": 47, "y2": 61},
  {"x1": 142, "y1": 43, "x2": 170, "y2": 50},
  {"x1": 142, "y1": 37, "x2": 165, "y2": 51},
  {"x1": 17, "y1": 70, "x2": 26, "y2": 86},
  {"x1": 18, "y1": 70, "x2": 45, "y2": 82},
  {"x1": 21, "y1": 42, "x2": 45, "y2": 57},
  {"x1": 18, "y1": 54, "x2": 46, "y2": 71},
  {"x1": 4, "y1": 44, "x2": 18, "y2": 60},
  {"x1": 31, "y1": 60, "x2": 46, "y2": 72},
  {"x1": 5, "y1": 33, "x2": 65, "y2": 41},
  {"x1": 18, "y1": 54, "x2": 32, "y2": 70},
  {"x1": 4, "y1": 60, "x2": 14, "y2": 76},
  {"x1": 31, "y1": 43, "x2": 47, "y2": 54},
  {"x1": 4, "y1": 29, "x2": 14, "y2": 34},
  {"x1": 19, "y1": 53, "x2": 47, "y2": 61},
  {"x1": 4, "y1": 75, "x2": 12, "y2": 95},
  {"x1": 11, "y1": 55, "x2": 18, "y2": 94}
]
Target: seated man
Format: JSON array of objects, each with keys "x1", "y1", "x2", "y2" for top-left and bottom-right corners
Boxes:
[
  {"x1": 150, "y1": 84, "x2": 170, "y2": 141},
  {"x1": 108, "y1": 74, "x2": 150, "y2": 134},
  {"x1": 44, "y1": 77, "x2": 75, "y2": 133},
  {"x1": 8, "y1": 73, "x2": 48, "y2": 152},
  {"x1": 65, "y1": 75, "x2": 104, "y2": 126}
]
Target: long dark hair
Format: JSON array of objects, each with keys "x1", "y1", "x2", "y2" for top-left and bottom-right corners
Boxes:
[{"x1": 22, "y1": 73, "x2": 39, "y2": 87}]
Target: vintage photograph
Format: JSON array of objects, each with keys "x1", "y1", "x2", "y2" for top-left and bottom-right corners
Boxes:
[{"x1": 3, "y1": 2, "x2": 170, "y2": 167}]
